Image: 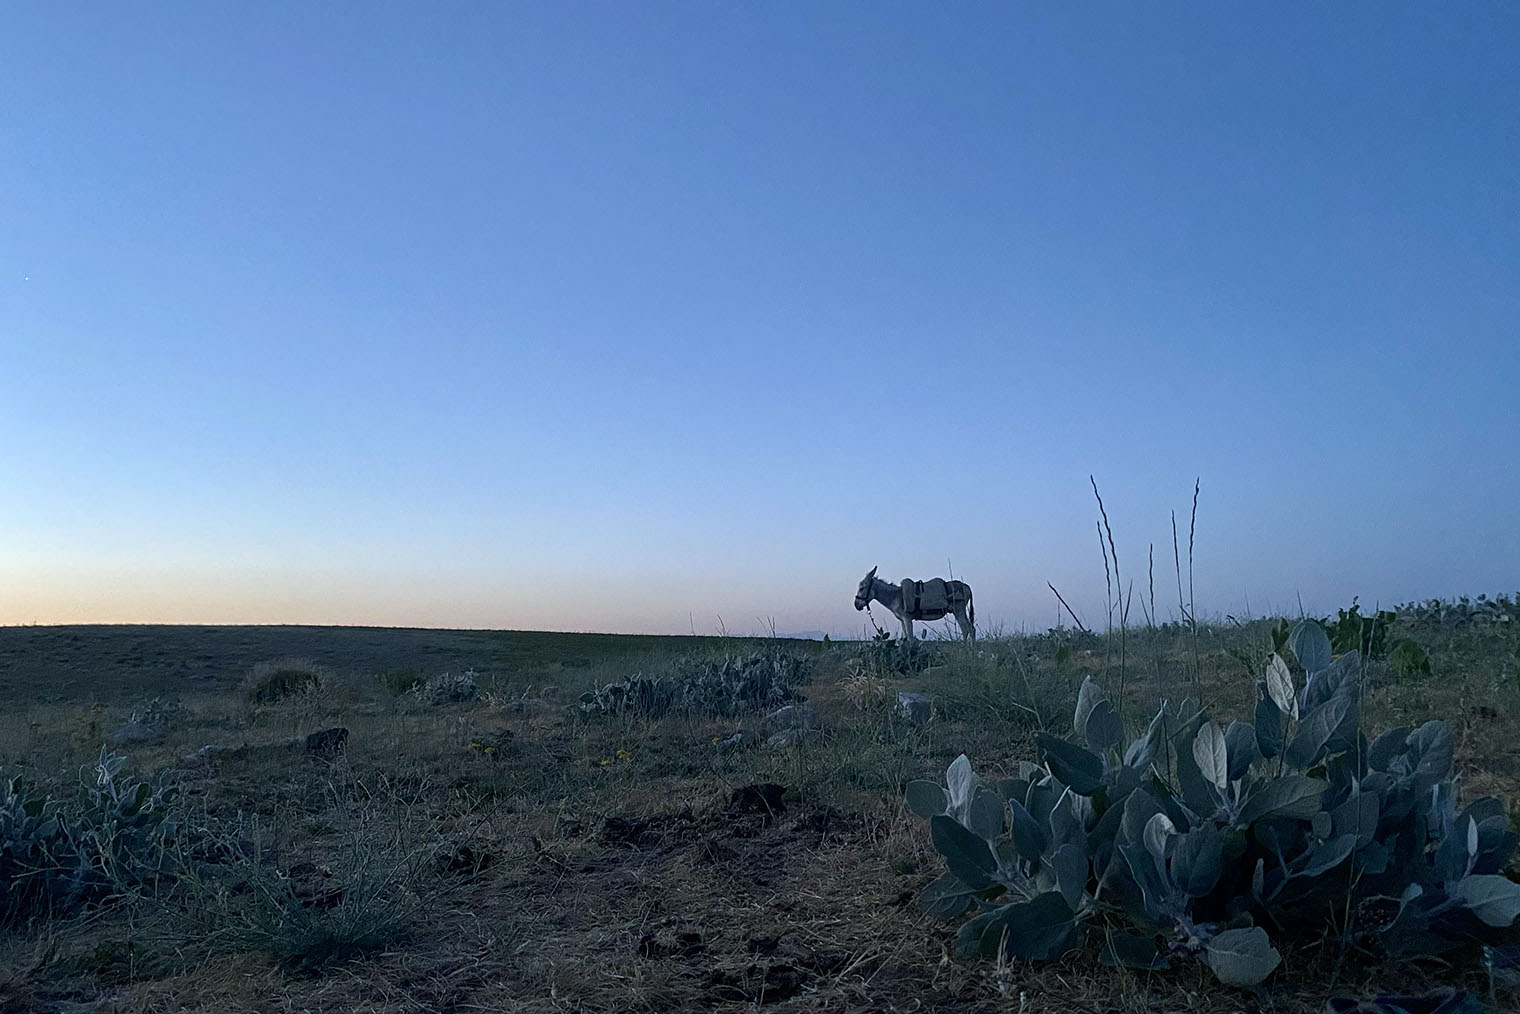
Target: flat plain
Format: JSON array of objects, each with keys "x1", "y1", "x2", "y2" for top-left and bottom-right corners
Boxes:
[{"x1": 1, "y1": 611, "x2": 1517, "y2": 1013}]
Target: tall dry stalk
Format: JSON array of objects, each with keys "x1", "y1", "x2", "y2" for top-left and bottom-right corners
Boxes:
[
  {"x1": 1091, "y1": 476, "x2": 1127, "y2": 722},
  {"x1": 1148, "y1": 542, "x2": 1164, "y2": 707},
  {"x1": 1188, "y1": 478, "x2": 1200, "y2": 691}
]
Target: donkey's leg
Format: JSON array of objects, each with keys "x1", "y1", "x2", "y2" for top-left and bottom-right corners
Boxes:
[
  {"x1": 955, "y1": 607, "x2": 975, "y2": 642},
  {"x1": 901, "y1": 615, "x2": 914, "y2": 641}
]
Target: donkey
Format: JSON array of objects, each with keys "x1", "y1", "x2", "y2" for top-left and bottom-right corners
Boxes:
[{"x1": 854, "y1": 566, "x2": 975, "y2": 641}]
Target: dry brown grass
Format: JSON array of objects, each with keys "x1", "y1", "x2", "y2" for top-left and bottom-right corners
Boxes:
[{"x1": 1, "y1": 620, "x2": 1517, "y2": 1012}]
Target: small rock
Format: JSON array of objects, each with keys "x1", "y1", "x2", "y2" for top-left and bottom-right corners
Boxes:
[
  {"x1": 727, "y1": 783, "x2": 786, "y2": 815},
  {"x1": 766, "y1": 727, "x2": 815, "y2": 749},
  {"x1": 107, "y1": 720, "x2": 163, "y2": 745},
  {"x1": 182, "y1": 744, "x2": 230, "y2": 764},
  {"x1": 713, "y1": 731, "x2": 745, "y2": 752},
  {"x1": 765, "y1": 704, "x2": 818, "y2": 730},
  {"x1": 897, "y1": 692, "x2": 932, "y2": 726},
  {"x1": 305, "y1": 727, "x2": 349, "y2": 757}
]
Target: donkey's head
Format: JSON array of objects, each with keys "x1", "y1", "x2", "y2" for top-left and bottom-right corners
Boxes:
[{"x1": 854, "y1": 566, "x2": 878, "y2": 611}]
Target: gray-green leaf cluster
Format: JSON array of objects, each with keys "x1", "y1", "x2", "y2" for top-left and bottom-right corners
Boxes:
[
  {"x1": 2, "y1": 747, "x2": 179, "y2": 927},
  {"x1": 906, "y1": 621, "x2": 1520, "y2": 988},
  {"x1": 578, "y1": 649, "x2": 813, "y2": 718}
]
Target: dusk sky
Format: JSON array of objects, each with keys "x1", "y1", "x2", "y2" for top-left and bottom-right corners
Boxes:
[{"x1": 3, "y1": 4, "x2": 1517, "y2": 636}]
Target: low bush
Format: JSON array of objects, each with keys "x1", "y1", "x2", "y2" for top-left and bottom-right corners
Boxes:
[
  {"x1": 1, "y1": 748, "x2": 179, "y2": 929},
  {"x1": 840, "y1": 670, "x2": 890, "y2": 711},
  {"x1": 245, "y1": 659, "x2": 324, "y2": 704},
  {"x1": 412, "y1": 670, "x2": 480, "y2": 705},
  {"x1": 1390, "y1": 639, "x2": 1433, "y2": 680},
  {"x1": 908, "y1": 619, "x2": 1520, "y2": 987},
  {"x1": 855, "y1": 630, "x2": 938, "y2": 676},
  {"x1": 376, "y1": 667, "x2": 422, "y2": 696},
  {"x1": 579, "y1": 649, "x2": 812, "y2": 719},
  {"x1": 1317, "y1": 599, "x2": 1396, "y2": 660}
]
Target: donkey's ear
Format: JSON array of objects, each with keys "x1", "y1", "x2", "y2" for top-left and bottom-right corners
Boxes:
[{"x1": 866, "y1": 565, "x2": 877, "y2": 580}]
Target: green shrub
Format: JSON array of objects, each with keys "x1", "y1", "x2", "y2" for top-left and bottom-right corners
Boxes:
[
  {"x1": 1317, "y1": 598, "x2": 1396, "y2": 659},
  {"x1": 907, "y1": 619, "x2": 1520, "y2": 987},
  {"x1": 1, "y1": 748, "x2": 179, "y2": 928},
  {"x1": 855, "y1": 630, "x2": 938, "y2": 676},
  {"x1": 579, "y1": 649, "x2": 813, "y2": 718},
  {"x1": 1390, "y1": 639, "x2": 1433, "y2": 680},
  {"x1": 376, "y1": 667, "x2": 421, "y2": 696},
  {"x1": 412, "y1": 670, "x2": 479, "y2": 704},
  {"x1": 245, "y1": 659, "x2": 324, "y2": 704}
]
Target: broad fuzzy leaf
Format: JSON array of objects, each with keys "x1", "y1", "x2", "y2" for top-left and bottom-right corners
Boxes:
[
  {"x1": 1037, "y1": 734, "x2": 1104, "y2": 795},
  {"x1": 919, "y1": 870, "x2": 982, "y2": 920},
  {"x1": 1007, "y1": 797, "x2": 1048, "y2": 861},
  {"x1": 957, "y1": 892, "x2": 1078, "y2": 960},
  {"x1": 929, "y1": 814, "x2": 997, "y2": 890},
  {"x1": 1203, "y1": 926, "x2": 1282, "y2": 986},
  {"x1": 1171, "y1": 722, "x2": 1219, "y2": 817},
  {"x1": 905, "y1": 781, "x2": 947, "y2": 819},
  {"x1": 1299, "y1": 833, "x2": 1357, "y2": 878},
  {"x1": 967, "y1": 786, "x2": 1006, "y2": 843},
  {"x1": 1124, "y1": 707, "x2": 1167, "y2": 772},
  {"x1": 1052, "y1": 842, "x2": 1088, "y2": 909},
  {"x1": 1048, "y1": 788, "x2": 1086, "y2": 852},
  {"x1": 1284, "y1": 680, "x2": 1357, "y2": 770},
  {"x1": 1171, "y1": 825, "x2": 1225, "y2": 898},
  {"x1": 1193, "y1": 722, "x2": 1229, "y2": 793},
  {"x1": 1407, "y1": 721, "x2": 1455, "y2": 788},
  {"x1": 1453, "y1": 874, "x2": 1520, "y2": 927},
  {"x1": 1265, "y1": 653, "x2": 1298, "y2": 720},
  {"x1": 1224, "y1": 721, "x2": 1258, "y2": 781},
  {"x1": 946, "y1": 755, "x2": 977, "y2": 816},
  {"x1": 1120, "y1": 841, "x2": 1178, "y2": 923},
  {"x1": 1290, "y1": 620, "x2": 1333, "y2": 676},
  {"x1": 1120, "y1": 788, "x2": 1166, "y2": 850},
  {"x1": 1255, "y1": 698, "x2": 1284, "y2": 759},
  {"x1": 1331, "y1": 791, "x2": 1380, "y2": 847},
  {"x1": 1085, "y1": 700, "x2": 1124, "y2": 754},
  {"x1": 1302, "y1": 650, "x2": 1361, "y2": 715},
  {"x1": 1073, "y1": 675, "x2": 1103, "y2": 737},
  {"x1": 1368, "y1": 726, "x2": 1410, "y2": 773},
  {"x1": 1143, "y1": 812, "x2": 1176, "y2": 864},
  {"x1": 1238, "y1": 775, "x2": 1328, "y2": 825}
]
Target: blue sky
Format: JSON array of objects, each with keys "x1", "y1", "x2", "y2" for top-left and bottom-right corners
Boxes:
[{"x1": 2, "y1": 4, "x2": 1516, "y2": 634}]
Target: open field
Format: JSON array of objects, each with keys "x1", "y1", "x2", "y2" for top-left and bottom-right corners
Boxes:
[{"x1": 2, "y1": 612, "x2": 1519, "y2": 1013}]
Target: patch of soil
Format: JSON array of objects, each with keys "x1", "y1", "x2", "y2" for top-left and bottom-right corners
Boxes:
[
  {"x1": 637, "y1": 922, "x2": 705, "y2": 960},
  {"x1": 599, "y1": 812, "x2": 701, "y2": 848},
  {"x1": 704, "y1": 962, "x2": 809, "y2": 1004},
  {"x1": 727, "y1": 782, "x2": 787, "y2": 818}
]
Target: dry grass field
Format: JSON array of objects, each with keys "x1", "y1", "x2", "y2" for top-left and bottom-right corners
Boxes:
[{"x1": 2, "y1": 612, "x2": 1518, "y2": 1013}]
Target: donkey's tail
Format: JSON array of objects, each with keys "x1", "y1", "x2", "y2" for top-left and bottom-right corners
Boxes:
[{"x1": 968, "y1": 587, "x2": 976, "y2": 641}]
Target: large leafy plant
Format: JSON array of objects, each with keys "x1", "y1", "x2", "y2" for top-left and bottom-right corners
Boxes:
[
  {"x1": 1316, "y1": 599, "x2": 1397, "y2": 659},
  {"x1": 907, "y1": 619, "x2": 1520, "y2": 987},
  {"x1": 2, "y1": 748, "x2": 179, "y2": 928}
]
